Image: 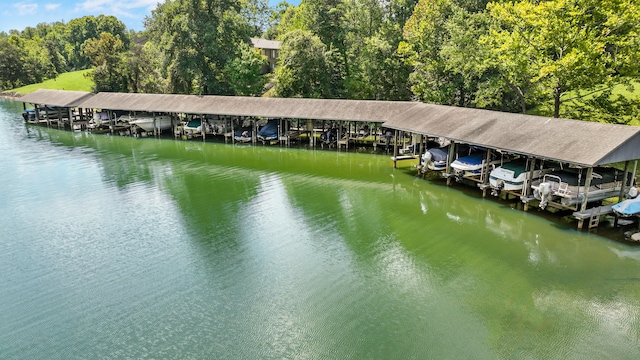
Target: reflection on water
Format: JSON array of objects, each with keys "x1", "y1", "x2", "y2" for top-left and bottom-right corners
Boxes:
[{"x1": 1, "y1": 98, "x2": 640, "y2": 359}]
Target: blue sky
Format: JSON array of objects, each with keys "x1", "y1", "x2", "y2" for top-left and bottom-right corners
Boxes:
[
  {"x1": 1, "y1": 0, "x2": 296, "y2": 34},
  {"x1": 1, "y1": 0, "x2": 158, "y2": 33}
]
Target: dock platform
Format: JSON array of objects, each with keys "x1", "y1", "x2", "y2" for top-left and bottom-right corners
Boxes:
[{"x1": 573, "y1": 205, "x2": 614, "y2": 229}]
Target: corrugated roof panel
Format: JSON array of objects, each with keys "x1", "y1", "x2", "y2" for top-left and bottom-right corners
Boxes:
[
  {"x1": 18, "y1": 89, "x2": 94, "y2": 107},
  {"x1": 384, "y1": 103, "x2": 640, "y2": 166},
  {"x1": 77, "y1": 93, "x2": 418, "y2": 122},
  {"x1": 17, "y1": 90, "x2": 640, "y2": 167}
]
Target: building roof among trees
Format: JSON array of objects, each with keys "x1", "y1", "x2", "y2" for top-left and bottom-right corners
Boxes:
[{"x1": 250, "y1": 38, "x2": 281, "y2": 50}]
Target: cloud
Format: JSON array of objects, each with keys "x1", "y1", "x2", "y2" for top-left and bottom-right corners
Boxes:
[
  {"x1": 13, "y1": 2, "x2": 38, "y2": 15},
  {"x1": 76, "y1": 0, "x2": 159, "y2": 19},
  {"x1": 76, "y1": 0, "x2": 111, "y2": 12},
  {"x1": 45, "y1": 3, "x2": 61, "y2": 11}
]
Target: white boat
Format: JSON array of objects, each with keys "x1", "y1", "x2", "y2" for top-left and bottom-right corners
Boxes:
[
  {"x1": 89, "y1": 112, "x2": 110, "y2": 128},
  {"x1": 489, "y1": 158, "x2": 556, "y2": 194},
  {"x1": 183, "y1": 118, "x2": 205, "y2": 134},
  {"x1": 421, "y1": 146, "x2": 449, "y2": 171},
  {"x1": 531, "y1": 167, "x2": 626, "y2": 210},
  {"x1": 450, "y1": 150, "x2": 507, "y2": 180},
  {"x1": 129, "y1": 114, "x2": 173, "y2": 132}
]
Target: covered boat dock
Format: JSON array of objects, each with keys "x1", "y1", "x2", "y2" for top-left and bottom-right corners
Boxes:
[
  {"x1": 381, "y1": 103, "x2": 640, "y2": 228},
  {"x1": 17, "y1": 89, "x2": 640, "y2": 229}
]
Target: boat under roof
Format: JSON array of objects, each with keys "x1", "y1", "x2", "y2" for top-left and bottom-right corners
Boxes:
[{"x1": 17, "y1": 89, "x2": 640, "y2": 168}]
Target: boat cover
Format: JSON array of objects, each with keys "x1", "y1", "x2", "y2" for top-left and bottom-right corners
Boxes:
[
  {"x1": 454, "y1": 153, "x2": 484, "y2": 166},
  {"x1": 258, "y1": 120, "x2": 278, "y2": 139},
  {"x1": 613, "y1": 196, "x2": 640, "y2": 217},
  {"x1": 428, "y1": 147, "x2": 448, "y2": 162},
  {"x1": 499, "y1": 158, "x2": 528, "y2": 178},
  {"x1": 547, "y1": 167, "x2": 621, "y2": 186}
]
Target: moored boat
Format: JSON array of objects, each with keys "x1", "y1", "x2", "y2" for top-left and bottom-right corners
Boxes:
[
  {"x1": 489, "y1": 158, "x2": 557, "y2": 194},
  {"x1": 531, "y1": 167, "x2": 627, "y2": 209},
  {"x1": 183, "y1": 118, "x2": 206, "y2": 134},
  {"x1": 421, "y1": 146, "x2": 449, "y2": 171},
  {"x1": 234, "y1": 128, "x2": 252, "y2": 143},
  {"x1": 450, "y1": 150, "x2": 507, "y2": 180},
  {"x1": 129, "y1": 114, "x2": 173, "y2": 132},
  {"x1": 22, "y1": 106, "x2": 70, "y2": 121},
  {"x1": 612, "y1": 188, "x2": 640, "y2": 217},
  {"x1": 257, "y1": 119, "x2": 279, "y2": 142}
]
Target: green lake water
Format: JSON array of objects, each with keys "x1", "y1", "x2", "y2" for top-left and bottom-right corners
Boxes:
[{"x1": 1, "y1": 98, "x2": 640, "y2": 359}]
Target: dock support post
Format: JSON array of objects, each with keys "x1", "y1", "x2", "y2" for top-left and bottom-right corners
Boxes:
[
  {"x1": 202, "y1": 115, "x2": 207, "y2": 142},
  {"x1": 481, "y1": 148, "x2": 492, "y2": 190},
  {"x1": 618, "y1": 161, "x2": 631, "y2": 202},
  {"x1": 253, "y1": 119, "x2": 257, "y2": 145},
  {"x1": 579, "y1": 167, "x2": 594, "y2": 213},
  {"x1": 393, "y1": 130, "x2": 399, "y2": 168},
  {"x1": 67, "y1": 107, "x2": 73, "y2": 130},
  {"x1": 525, "y1": 158, "x2": 536, "y2": 198},
  {"x1": 446, "y1": 141, "x2": 456, "y2": 186},
  {"x1": 34, "y1": 105, "x2": 40, "y2": 125},
  {"x1": 577, "y1": 167, "x2": 594, "y2": 229}
]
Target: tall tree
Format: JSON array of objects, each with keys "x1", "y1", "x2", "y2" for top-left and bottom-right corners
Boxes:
[
  {"x1": 84, "y1": 33, "x2": 128, "y2": 92},
  {"x1": 272, "y1": 30, "x2": 335, "y2": 98},
  {"x1": 125, "y1": 40, "x2": 167, "y2": 94},
  {"x1": 263, "y1": 1, "x2": 295, "y2": 39},
  {"x1": 0, "y1": 37, "x2": 26, "y2": 90},
  {"x1": 482, "y1": 0, "x2": 640, "y2": 119},
  {"x1": 344, "y1": 0, "x2": 416, "y2": 100},
  {"x1": 400, "y1": 0, "x2": 462, "y2": 104},
  {"x1": 0, "y1": 35, "x2": 55, "y2": 90},
  {"x1": 242, "y1": 0, "x2": 272, "y2": 36},
  {"x1": 145, "y1": 0, "x2": 253, "y2": 95},
  {"x1": 64, "y1": 15, "x2": 129, "y2": 70},
  {"x1": 224, "y1": 41, "x2": 268, "y2": 96}
]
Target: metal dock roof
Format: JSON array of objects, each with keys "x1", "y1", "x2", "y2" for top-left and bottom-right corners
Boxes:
[
  {"x1": 18, "y1": 89, "x2": 94, "y2": 108},
  {"x1": 17, "y1": 90, "x2": 640, "y2": 167},
  {"x1": 382, "y1": 103, "x2": 640, "y2": 167},
  {"x1": 74, "y1": 92, "x2": 417, "y2": 122}
]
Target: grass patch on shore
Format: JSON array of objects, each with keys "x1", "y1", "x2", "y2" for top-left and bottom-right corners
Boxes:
[
  {"x1": 3, "y1": 69, "x2": 94, "y2": 96},
  {"x1": 528, "y1": 79, "x2": 640, "y2": 124}
]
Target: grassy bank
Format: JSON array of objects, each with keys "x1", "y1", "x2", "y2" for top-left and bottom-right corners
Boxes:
[{"x1": 2, "y1": 69, "x2": 94, "y2": 96}]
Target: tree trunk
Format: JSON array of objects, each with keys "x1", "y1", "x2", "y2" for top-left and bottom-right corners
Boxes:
[{"x1": 554, "y1": 85, "x2": 561, "y2": 118}]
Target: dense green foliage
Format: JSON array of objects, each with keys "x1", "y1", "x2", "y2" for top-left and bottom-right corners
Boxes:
[{"x1": 2, "y1": 0, "x2": 638, "y2": 123}]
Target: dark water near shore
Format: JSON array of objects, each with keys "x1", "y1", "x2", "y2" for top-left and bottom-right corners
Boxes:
[{"x1": 1, "y1": 98, "x2": 640, "y2": 359}]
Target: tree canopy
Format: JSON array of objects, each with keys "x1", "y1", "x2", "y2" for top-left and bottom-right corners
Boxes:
[{"x1": 2, "y1": 0, "x2": 639, "y2": 124}]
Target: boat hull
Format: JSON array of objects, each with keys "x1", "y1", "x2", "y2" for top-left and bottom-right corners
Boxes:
[
  {"x1": 489, "y1": 163, "x2": 554, "y2": 192},
  {"x1": 130, "y1": 116, "x2": 173, "y2": 132}
]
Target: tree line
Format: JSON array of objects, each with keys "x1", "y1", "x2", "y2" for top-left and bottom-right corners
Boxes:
[{"x1": 1, "y1": 0, "x2": 638, "y2": 123}]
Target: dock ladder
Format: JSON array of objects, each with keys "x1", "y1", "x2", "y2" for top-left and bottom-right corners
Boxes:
[{"x1": 588, "y1": 208, "x2": 600, "y2": 229}]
